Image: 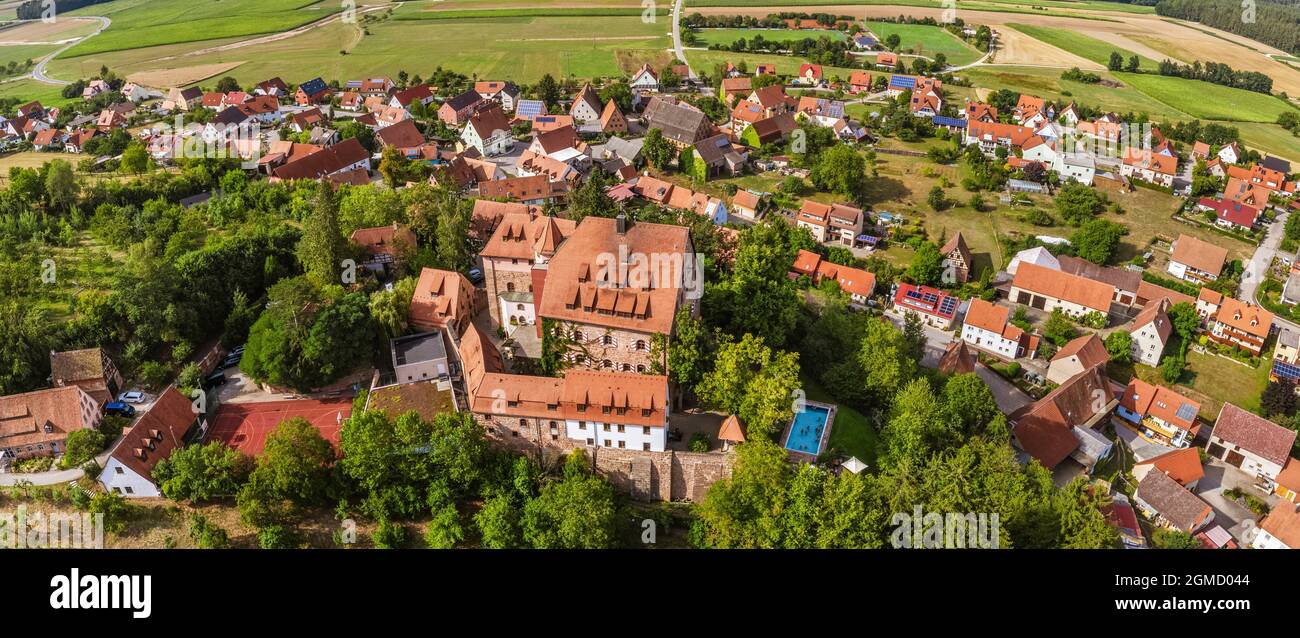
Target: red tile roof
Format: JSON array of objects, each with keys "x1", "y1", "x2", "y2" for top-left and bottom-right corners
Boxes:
[{"x1": 1213, "y1": 403, "x2": 1297, "y2": 467}]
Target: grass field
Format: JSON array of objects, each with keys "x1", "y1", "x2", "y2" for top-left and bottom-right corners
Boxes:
[
  {"x1": 60, "y1": 0, "x2": 342, "y2": 58},
  {"x1": 695, "y1": 28, "x2": 847, "y2": 48},
  {"x1": 1131, "y1": 350, "x2": 1269, "y2": 420},
  {"x1": 801, "y1": 373, "x2": 878, "y2": 465},
  {"x1": 864, "y1": 20, "x2": 982, "y2": 65},
  {"x1": 1115, "y1": 72, "x2": 1300, "y2": 123},
  {"x1": 686, "y1": 49, "x2": 864, "y2": 82},
  {"x1": 0, "y1": 79, "x2": 76, "y2": 108},
  {"x1": 961, "y1": 65, "x2": 1190, "y2": 120},
  {"x1": 1007, "y1": 22, "x2": 1158, "y2": 69}
]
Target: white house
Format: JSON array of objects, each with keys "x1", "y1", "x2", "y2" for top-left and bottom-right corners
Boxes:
[
  {"x1": 391, "y1": 331, "x2": 450, "y2": 383},
  {"x1": 461, "y1": 106, "x2": 514, "y2": 157},
  {"x1": 960, "y1": 298, "x2": 1034, "y2": 360},
  {"x1": 99, "y1": 387, "x2": 197, "y2": 498},
  {"x1": 1206, "y1": 403, "x2": 1298, "y2": 488},
  {"x1": 1130, "y1": 298, "x2": 1172, "y2": 367},
  {"x1": 1218, "y1": 142, "x2": 1242, "y2": 165},
  {"x1": 629, "y1": 64, "x2": 660, "y2": 92},
  {"x1": 1252, "y1": 503, "x2": 1300, "y2": 549}
]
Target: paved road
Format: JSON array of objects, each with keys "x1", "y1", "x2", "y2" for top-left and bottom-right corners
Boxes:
[
  {"x1": 1242, "y1": 211, "x2": 1291, "y2": 315},
  {"x1": 31, "y1": 16, "x2": 112, "y2": 85},
  {"x1": 670, "y1": 0, "x2": 692, "y2": 78}
]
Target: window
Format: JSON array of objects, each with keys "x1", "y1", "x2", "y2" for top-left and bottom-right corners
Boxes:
[
  {"x1": 585, "y1": 438, "x2": 594, "y2": 445},
  {"x1": 602, "y1": 335, "x2": 614, "y2": 346},
  {"x1": 506, "y1": 282, "x2": 516, "y2": 292},
  {"x1": 547, "y1": 403, "x2": 557, "y2": 411},
  {"x1": 604, "y1": 440, "x2": 612, "y2": 447},
  {"x1": 643, "y1": 443, "x2": 651, "y2": 451},
  {"x1": 124, "y1": 486, "x2": 134, "y2": 494},
  {"x1": 635, "y1": 339, "x2": 647, "y2": 351},
  {"x1": 115, "y1": 466, "x2": 124, "y2": 475},
  {"x1": 641, "y1": 409, "x2": 651, "y2": 417},
  {"x1": 603, "y1": 424, "x2": 611, "y2": 432},
  {"x1": 621, "y1": 363, "x2": 632, "y2": 372},
  {"x1": 637, "y1": 365, "x2": 646, "y2": 373},
  {"x1": 517, "y1": 304, "x2": 525, "y2": 311},
  {"x1": 601, "y1": 359, "x2": 612, "y2": 369},
  {"x1": 518, "y1": 418, "x2": 526, "y2": 426},
  {"x1": 643, "y1": 426, "x2": 651, "y2": 435},
  {"x1": 618, "y1": 441, "x2": 626, "y2": 449},
  {"x1": 602, "y1": 406, "x2": 611, "y2": 415},
  {"x1": 617, "y1": 424, "x2": 625, "y2": 433}
]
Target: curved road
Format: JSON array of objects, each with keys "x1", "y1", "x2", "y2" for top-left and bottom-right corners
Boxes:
[
  {"x1": 30, "y1": 16, "x2": 111, "y2": 85},
  {"x1": 671, "y1": 0, "x2": 692, "y2": 78}
]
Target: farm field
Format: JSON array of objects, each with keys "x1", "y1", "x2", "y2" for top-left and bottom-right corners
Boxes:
[
  {"x1": 0, "y1": 43, "x2": 55, "y2": 69},
  {"x1": 0, "y1": 78, "x2": 77, "y2": 108},
  {"x1": 862, "y1": 20, "x2": 982, "y2": 65},
  {"x1": 1005, "y1": 23, "x2": 1159, "y2": 69},
  {"x1": 1115, "y1": 72, "x2": 1300, "y2": 123},
  {"x1": 959, "y1": 66, "x2": 1190, "y2": 121},
  {"x1": 48, "y1": 11, "x2": 670, "y2": 86},
  {"x1": 60, "y1": 0, "x2": 344, "y2": 58},
  {"x1": 694, "y1": 28, "x2": 847, "y2": 47}
]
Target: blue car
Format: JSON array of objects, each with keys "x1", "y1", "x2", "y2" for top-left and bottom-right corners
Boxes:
[{"x1": 104, "y1": 402, "x2": 136, "y2": 418}]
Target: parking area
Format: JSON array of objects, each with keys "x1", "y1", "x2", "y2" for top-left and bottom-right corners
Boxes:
[{"x1": 1194, "y1": 458, "x2": 1274, "y2": 543}]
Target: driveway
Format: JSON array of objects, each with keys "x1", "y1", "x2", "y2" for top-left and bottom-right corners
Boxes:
[
  {"x1": 1194, "y1": 459, "x2": 1272, "y2": 543},
  {"x1": 975, "y1": 364, "x2": 1033, "y2": 414},
  {"x1": 1243, "y1": 211, "x2": 1297, "y2": 325}
]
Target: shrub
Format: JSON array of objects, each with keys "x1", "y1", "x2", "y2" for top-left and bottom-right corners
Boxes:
[
  {"x1": 689, "y1": 432, "x2": 711, "y2": 453},
  {"x1": 372, "y1": 518, "x2": 407, "y2": 549},
  {"x1": 188, "y1": 513, "x2": 231, "y2": 549}
]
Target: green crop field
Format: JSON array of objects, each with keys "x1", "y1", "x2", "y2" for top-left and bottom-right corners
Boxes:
[
  {"x1": 1116, "y1": 72, "x2": 1300, "y2": 123},
  {"x1": 695, "y1": 28, "x2": 847, "y2": 48},
  {"x1": 864, "y1": 21, "x2": 982, "y2": 66},
  {"x1": 961, "y1": 65, "x2": 1191, "y2": 120},
  {"x1": 60, "y1": 0, "x2": 342, "y2": 58},
  {"x1": 1007, "y1": 23, "x2": 1158, "y2": 69}
]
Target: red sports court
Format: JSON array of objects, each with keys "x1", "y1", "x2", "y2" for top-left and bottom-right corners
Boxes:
[{"x1": 207, "y1": 399, "x2": 352, "y2": 456}]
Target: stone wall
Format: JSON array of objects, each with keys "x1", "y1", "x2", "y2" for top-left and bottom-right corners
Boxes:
[
  {"x1": 473, "y1": 411, "x2": 732, "y2": 501},
  {"x1": 482, "y1": 257, "x2": 535, "y2": 325}
]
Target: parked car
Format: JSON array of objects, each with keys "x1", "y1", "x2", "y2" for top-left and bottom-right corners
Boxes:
[
  {"x1": 203, "y1": 372, "x2": 227, "y2": 388},
  {"x1": 104, "y1": 402, "x2": 136, "y2": 417},
  {"x1": 219, "y1": 354, "x2": 242, "y2": 369},
  {"x1": 117, "y1": 391, "x2": 144, "y2": 403}
]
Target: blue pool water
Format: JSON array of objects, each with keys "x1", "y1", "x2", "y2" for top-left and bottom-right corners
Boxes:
[{"x1": 785, "y1": 405, "x2": 831, "y2": 454}]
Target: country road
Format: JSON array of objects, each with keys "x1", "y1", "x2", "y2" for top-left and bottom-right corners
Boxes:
[
  {"x1": 671, "y1": 0, "x2": 692, "y2": 78},
  {"x1": 1243, "y1": 210, "x2": 1300, "y2": 334},
  {"x1": 30, "y1": 16, "x2": 111, "y2": 85}
]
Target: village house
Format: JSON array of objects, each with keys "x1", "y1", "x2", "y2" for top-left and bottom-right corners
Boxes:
[
  {"x1": 295, "y1": 77, "x2": 331, "y2": 106},
  {"x1": 629, "y1": 64, "x2": 660, "y2": 92},
  {"x1": 689, "y1": 133, "x2": 747, "y2": 179},
  {"x1": 1133, "y1": 447, "x2": 1204, "y2": 489},
  {"x1": 475, "y1": 81, "x2": 520, "y2": 111},
  {"x1": 391, "y1": 331, "x2": 451, "y2": 383},
  {"x1": 1008, "y1": 364, "x2": 1115, "y2": 472},
  {"x1": 50, "y1": 348, "x2": 123, "y2": 405},
  {"x1": 1253, "y1": 502, "x2": 1300, "y2": 549},
  {"x1": 1206, "y1": 403, "x2": 1297, "y2": 488},
  {"x1": 720, "y1": 76, "x2": 753, "y2": 104},
  {"x1": 1223, "y1": 176, "x2": 1271, "y2": 208},
  {"x1": 730, "y1": 189, "x2": 763, "y2": 222},
  {"x1": 848, "y1": 71, "x2": 872, "y2": 94},
  {"x1": 570, "y1": 84, "x2": 604, "y2": 129},
  {"x1": 875, "y1": 52, "x2": 898, "y2": 69},
  {"x1": 165, "y1": 87, "x2": 203, "y2": 112},
  {"x1": 795, "y1": 200, "x2": 865, "y2": 247},
  {"x1": 599, "y1": 100, "x2": 628, "y2": 135},
  {"x1": 1205, "y1": 295, "x2": 1273, "y2": 356},
  {"x1": 1275, "y1": 457, "x2": 1300, "y2": 503},
  {"x1": 1128, "y1": 298, "x2": 1172, "y2": 367},
  {"x1": 1218, "y1": 142, "x2": 1242, "y2": 164},
  {"x1": 642, "y1": 97, "x2": 714, "y2": 148},
  {"x1": 1046, "y1": 333, "x2": 1108, "y2": 385},
  {"x1": 960, "y1": 298, "x2": 1037, "y2": 360},
  {"x1": 99, "y1": 386, "x2": 196, "y2": 498},
  {"x1": 0, "y1": 385, "x2": 101, "y2": 466},
  {"x1": 1166, "y1": 233, "x2": 1228, "y2": 284},
  {"x1": 350, "y1": 222, "x2": 417, "y2": 276},
  {"x1": 479, "y1": 212, "x2": 576, "y2": 331},
  {"x1": 461, "y1": 104, "x2": 514, "y2": 157},
  {"x1": 478, "y1": 174, "x2": 564, "y2": 205},
  {"x1": 940, "y1": 232, "x2": 972, "y2": 283},
  {"x1": 790, "y1": 250, "x2": 876, "y2": 307},
  {"x1": 892, "y1": 283, "x2": 959, "y2": 330},
  {"x1": 1133, "y1": 470, "x2": 1214, "y2": 533},
  {"x1": 1117, "y1": 378, "x2": 1201, "y2": 448},
  {"x1": 376, "y1": 119, "x2": 427, "y2": 155},
  {"x1": 439, "y1": 89, "x2": 485, "y2": 126},
  {"x1": 1055, "y1": 255, "x2": 1139, "y2": 307},
  {"x1": 797, "y1": 63, "x2": 822, "y2": 85},
  {"x1": 1197, "y1": 197, "x2": 1262, "y2": 231},
  {"x1": 1009, "y1": 262, "x2": 1113, "y2": 320},
  {"x1": 1121, "y1": 147, "x2": 1178, "y2": 187},
  {"x1": 964, "y1": 120, "x2": 1035, "y2": 155},
  {"x1": 270, "y1": 137, "x2": 371, "y2": 182},
  {"x1": 409, "y1": 268, "x2": 479, "y2": 336},
  {"x1": 390, "y1": 84, "x2": 435, "y2": 110}
]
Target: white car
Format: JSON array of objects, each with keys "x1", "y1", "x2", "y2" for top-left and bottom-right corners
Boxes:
[{"x1": 117, "y1": 391, "x2": 145, "y2": 404}]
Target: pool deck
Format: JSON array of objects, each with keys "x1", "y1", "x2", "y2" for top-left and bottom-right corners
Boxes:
[{"x1": 781, "y1": 400, "x2": 838, "y2": 462}]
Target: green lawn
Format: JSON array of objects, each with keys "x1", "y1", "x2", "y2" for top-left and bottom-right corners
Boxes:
[
  {"x1": 0, "y1": 79, "x2": 77, "y2": 109},
  {"x1": 1131, "y1": 350, "x2": 1269, "y2": 420},
  {"x1": 1116, "y1": 72, "x2": 1300, "y2": 123},
  {"x1": 801, "y1": 373, "x2": 878, "y2": 466},
  {"x1": 864, "y1": 20, "x2": 982, "y2": 66},
  {"x1": 961, "y1": 65, "x2": 1191, "y2": 121},
  {"x1": 1007, "y1": 23, "x2": 1158, "y2": 68},
  {"x1": 60, "y1": 0, "x2": 342, "y2": 58},
  {"x1": 1234, "y1": 122, "x2": 1300, "y2": 165},
  {"x1": 695, "y1": 28, "x2": 846, "y2": 48}
]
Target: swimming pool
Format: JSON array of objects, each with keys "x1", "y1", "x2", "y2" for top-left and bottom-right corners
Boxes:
[{"x1": 784, "y1": 405, "x2": 831, "y2": 455}]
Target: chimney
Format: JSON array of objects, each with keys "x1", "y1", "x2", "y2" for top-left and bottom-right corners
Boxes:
[{"x1": 616, "y1": 213, "x2": 628, "y2": 235}]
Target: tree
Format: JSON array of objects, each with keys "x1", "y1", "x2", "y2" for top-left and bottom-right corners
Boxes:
[
  {"x1": 566, "y1": 169, "x2": 620, "y2": 222},
  {"x1": 119, "y1": 141, "x2": 149, "y2": 175},
  {"x1": 1167, "y1": 302, "x2": 1200, "y2": 344},
  {"x1": 881, "y1": 377, "x2": 958, "y2": 466},
  {"x1": 0, "y1": 302, "x2": 52, "y2": 396},
  {"x1": 536, "y1": 74, "x2": 561, "y2": 110},
  {"x1": 1126, "y1": 55, "x2": 1140, "y2": 73},
  {"x1": 61, "y1": 429, "x2": 105, "y2": 469},
  {"x1": 246, "y1": 417, "x2": 337, "y2": 505},
  {"x1": 692, "y1": 438, "x2": 793, "y2": 548},
  {"x1": 369, "y1": 276, "x2": 417, "y2": 340},
  {"x1": 152, "y1": 441, "x2": 254, "y2": 502},
  {"x1": 521, "y1": 451, "x2": 618, "y2": 549},
  {"x1": 44, "y1": 159, "x2": 78, "y2": 213},
  {"x1": 337, "y1": 120, "x2": 377, "y2": 154},
  {"x1": 667, "y1": 307, "x2": 710, "y2": 388},
  {"x1": 642, "y1": 128, "x2": 675, "y2": 171},
  {"x1": 695, "y1": 334, "x2": 800, "y2": 439},
  {"x1": 1262, "y1": 380, "x2": 1297, "y2": 418},
  {"x1": 188, "y1": 513, "x2": 232, "y2": 549},
  {"x1": 297, "y1": 183, "x2": 344, "y2": 288},
  {"x1": 1070, "y1": 219, "x2": 1127, "y2": 265},
  {"x1": 1160, "y1": 353, "x2": 1184, "y2": 383},
  {"x1": 1105, "y1": 331, "x2": 1132, "y2": 363},
  {"x1": 927, "y1": 186, "x2": 950, "y2": 211},
  {"x1": 943, "y1": 373, "x2": 1000, "y2": 435},
  {"x1": 475, "y1": 494, "x2": 522, "y2": 548},
  {"x1": 810, "y1": 145, "x2": 867, "y2": 204},
  {"x1": 908, "y1": 241, "x2": 944, "y2": 286},
  {"x1": 241, "y1": 278, "x2": 374, "y2": 391},
  {"x1": 434, "y1": 189, "x2": 472, "y2": 272},
  {"x1": 1108, "y1": 51, "x2": 1123, "y2": 72},
  {"x1": 706, "y1": 217, "x2": 809, "y2": 347},
  {"x1": 1152, "y1": 527, "x2": 1200, "y2": 549},
  {"x1": 1054, "y1": 182, "x2": 1106, "y2": 226},
  {"x1": 215, "y1": 76, "x2": 241, "y2": 93},
  {"x1": 1043, "y1": 309, "x2": 1076, "y2": 346},
  {"x1": 425, "y1": 501, "x2": 465, "y2": 549}
]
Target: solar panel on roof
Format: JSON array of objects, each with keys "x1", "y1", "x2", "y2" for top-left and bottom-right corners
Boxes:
[
  {"x1": 1174, "y1": 403, "x2": 1198, "y2": 422},
  {"x1": 1273, "y1": 360, "x2": 1300, "y2": 381},
  {"x1": 923, "y1": 293, "x2": 938, "y2": 303}
]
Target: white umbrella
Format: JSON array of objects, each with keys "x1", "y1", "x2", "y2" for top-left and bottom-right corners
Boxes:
[{"x1": 841, "y1": 456, "x2": 868, "y2": 474}]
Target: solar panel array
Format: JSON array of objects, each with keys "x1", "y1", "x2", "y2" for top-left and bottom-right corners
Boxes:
[
  {"x1": 516, "y1": 100, "x2": 545, "y2": 119},
  {"x1": 1174, "y1": 402, "x2": 1198, "y2": 422},
  {"x1": 1273, "y1": 360, "x2": 1300, "y2": 381},
  {"x1": 939, "y1": 296, "x2": 958, "y2": 316}
]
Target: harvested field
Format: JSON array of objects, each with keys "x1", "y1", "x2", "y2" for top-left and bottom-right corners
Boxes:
[{"x1": 125, "y1": 61, "x2": 247, "y2": 89}]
